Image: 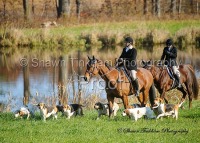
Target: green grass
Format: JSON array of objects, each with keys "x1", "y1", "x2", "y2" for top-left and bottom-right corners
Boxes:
[
  {"x1": 25, "y1": 20, "x2": 200, "y2": 36},
  {"x1": 0, "y1": 100, "x2": 200, "y2": 143},
  {"x1": 1, "y1": 20, "x2": 200, "y2": 48}
]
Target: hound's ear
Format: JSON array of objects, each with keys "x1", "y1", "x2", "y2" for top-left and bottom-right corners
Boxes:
[
  {"x1": 159, "y1": 98, "x2": 164, "y2": 104},
  {"x1": 137, "y1": 110, "x2": 140, "y2": 114},
  {"x1": 125, "y1": 109, "x2": 130, "y2": 116},
  {"x1": 99, "y1": 103, "x2": 104, "y2": 109},
  {"x1": 147, "y1": 60, "x2": 152, "y2": 65},
  {"x1": 88, "y1": 56, "x2": 91, "y2": 61}
]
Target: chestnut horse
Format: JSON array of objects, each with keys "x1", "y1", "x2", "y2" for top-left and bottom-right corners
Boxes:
[
  {"x1": 142, "y1": 61, "x2": 199, "y2": 109},
  {"x1": 84, "y1": 56, "x2": 156, "y2": 117}
]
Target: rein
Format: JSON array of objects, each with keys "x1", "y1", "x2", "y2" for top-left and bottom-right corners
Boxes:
[{"x1": 86, "y1": 62, "x2": 115, "y2": 77}]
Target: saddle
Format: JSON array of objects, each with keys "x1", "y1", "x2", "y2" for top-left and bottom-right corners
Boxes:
[{"x1": 116, "y1": 66, "x2": 132, "y2": 84}]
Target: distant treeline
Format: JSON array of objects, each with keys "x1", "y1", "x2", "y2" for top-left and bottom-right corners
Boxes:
[{"x1": 0, "y1": 0, "x2": 199, "y2": 26}]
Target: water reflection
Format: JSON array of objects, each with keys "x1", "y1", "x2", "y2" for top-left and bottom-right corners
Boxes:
[{"x1": 0, "y1": 45, "x2": 200, "y2": 111}]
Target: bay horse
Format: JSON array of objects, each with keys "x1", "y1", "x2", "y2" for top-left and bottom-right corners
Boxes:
[
  {"x1": 84, "y1": 56, "x2": 156, "y2": 117},
  {"x1": 142, "y1": 60, "x2": 199, "y2": 109}
]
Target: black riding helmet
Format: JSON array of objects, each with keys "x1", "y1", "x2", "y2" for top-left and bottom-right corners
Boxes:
[
  {"x1": 125, "y1": 37, "x2": 133, "y2": 43},
  {"x1": 166, "y1": 39, "x2": 173, "y2": 46}
]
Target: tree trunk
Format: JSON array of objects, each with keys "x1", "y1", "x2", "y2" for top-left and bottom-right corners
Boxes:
[
  {"x1": 2, "y1": 0, "x2": 6, "y2": 19},
  {"x1": 197, "y1": 1, "x2": 199, "y2": 14},
  {"x1": 23, "y1": 0, "x2": 31, "y2": 20},
  {"x1": 190, "y1": 0, "x2": 194, "y2": 14},
  {"x1": 69, "y1": 55, "x2": 77, "y2": 103},
  {"x1": 76, "y1": 0, "x2": 81, "y2": 23},
  {"x1": 56, "y1": 0, "x2": 71, "y2": 18},
  {"x1": 23, "y1": 57, "x2": 30, "y2": 105},
  {"x1": 178, "y1": 0, "x2": 182, "y2": 14},
  {"x1": 171, "y1": 0, "x2": 176, "y2": 14},
  {"x1": 144, "y1": 0, "x2": 148, "y2": 15},
  {"x1": 32, "y1": 0, "x2": 35, "y2": 15},
  {"x1": 134, "y1": 0, "x2": 138, "y2": 14},
  {"x1": 152, "y1": 0, "x2": 156, "y2": 16},
  {"x1": 76, "y1": 0, "x2": 81, "y2": 17},
  {"x1": 155, "y1": 0, "x2": 161, "y2": 18},
  {"x1": 58, "y1": 56, "x2": 67, "y2": 105},
  {"x1": 77, "y1": 50, "x2": 82, "y2": 104},
  {"x1": 105, "y1": 0, "x2": 113, "y2": 16}
]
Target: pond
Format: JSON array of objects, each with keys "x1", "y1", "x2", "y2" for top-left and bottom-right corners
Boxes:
[{"x1": 0, "y1": 45, "x2": 200, "y2": 111}]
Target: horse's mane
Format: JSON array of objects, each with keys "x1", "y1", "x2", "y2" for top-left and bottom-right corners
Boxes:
[{"x1": 105, "y1": 62, "x2": 113, "y2": 70}]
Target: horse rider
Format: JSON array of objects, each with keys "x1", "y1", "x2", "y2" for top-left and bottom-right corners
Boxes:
[
  {"x1": 116, "y1": 36, "x2": 139, "y2": 96},
  {"x1": 161, "y1": 38, "x2": 182, "y2": 88}
]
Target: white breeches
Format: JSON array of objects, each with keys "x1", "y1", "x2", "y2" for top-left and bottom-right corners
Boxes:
[
  {"x1": 130, "y1": 70, "x2": 137, "y2": 80},
  {"x1": 172, "y1": 66, "x2": 180, "y2": 77}
]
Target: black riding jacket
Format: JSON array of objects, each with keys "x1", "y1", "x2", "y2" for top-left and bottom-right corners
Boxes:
[
  {"x1": 161, "y1": 46, "x2": 178, "y2": 66},
  {"x1": 119, "y1": 47, "x2": 137, "y2": 70}
]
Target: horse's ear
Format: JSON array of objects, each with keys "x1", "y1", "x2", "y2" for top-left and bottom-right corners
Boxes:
[
  {"x1": 159, "y1": 98, "x2": 164, "y2": 104},
  {"x1": 142, "y1": 60, "x2": 146, "y2": 65},
  {"x1": 147, "y1": 60, "x2": 151, "y2": 65},
  {"x1": 93, "y1": 55, "x2": 95, "y2": 60},
  {"x1": 88, "y1": 56, "x2": 91, "y2": 61}
]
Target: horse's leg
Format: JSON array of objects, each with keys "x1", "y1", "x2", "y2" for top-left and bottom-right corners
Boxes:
[
  {"x1": 137, "y1": 93, "x2": 143, "y2": 106},
  {"x1": 121, "y1": 95, "x2": 129, "y2": 109},
  {"x1": 139, "y1": 90, "x2": 148, "y2": 107},
  {"x1": 107, "y1": 95, "x2": 114, "y2": 118},
  {"x1": 160, "y1": 90, "x2": 168, "y2": 104},
  {"x1": 185, "y1": 83, "x2": 193, "y2": 109},
  {"x1": 177, "y1": 85, "x2": 187, "y2": 109}
]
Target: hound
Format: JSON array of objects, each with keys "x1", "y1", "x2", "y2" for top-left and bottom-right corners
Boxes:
[{"x1": 94, "y1": 102, "x2": 119, "y2": 119}]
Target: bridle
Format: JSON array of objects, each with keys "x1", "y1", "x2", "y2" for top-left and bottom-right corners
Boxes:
[
  {"x1": 86, "y1": 60, "x2": 115, "y2": 77},
  {"x1": 86, "y1": 61, "x2": 99, "y2": 76}
]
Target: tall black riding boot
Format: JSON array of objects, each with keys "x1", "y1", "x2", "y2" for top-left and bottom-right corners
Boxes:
[
  {"x1": 174, "y1": 74, "x2": 182, "y2": 88},
  {"x1": 132, "y1": 78, "x2": 139, "y2": 96}
]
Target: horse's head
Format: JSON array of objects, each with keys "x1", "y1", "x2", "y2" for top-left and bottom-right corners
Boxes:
[
  {"x1": 142, "y1": 60, "x2": 152, "y2": 70},
  {"x1": 84, "y1": 56, "x2": 100, "y2": 81}
]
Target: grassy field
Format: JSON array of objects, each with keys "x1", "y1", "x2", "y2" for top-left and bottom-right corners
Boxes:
[
  {"x1": 0, "y1": 20, "x2": 200, "y2": 48},
  {"x1": 0, "y1": 100, "x2": 200, "y2": 143}
]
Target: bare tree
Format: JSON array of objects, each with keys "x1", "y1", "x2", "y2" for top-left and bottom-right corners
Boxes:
[
  {"x1": 134, "y1": 0, "x2": 138, "y2": 14},
  {"x1": 77, "y1": 50, "x2": 81, "y2": 104},
  {"x1": 155, "y1": 0, "x2": 161, "y2": 17},
  {"x1": 190, "y1": 0, "x2": 194, "y2": 14},
  {"x1": 144, "y1": 0, "x2": 148, "y2": 15},
  {"x1": 2, "y1": 0, "x2": 6, "y2": 19},
  {"x1": 56, "y1": 0, "x2": 71, "y2": 18},
  {"x1": 178, "y1": 0, "x2": 182, "y2": 14},
  {"x1": 152, "y1": 0, "x2": 156, "y2": 16},
  {"x1": 23, "y1": 0, "x2": 31, "y2": 20},
  {"x1": 76, "y1": 0, "x2": 81, "y2": 23},
  {"x1": 23, "y1": 57, "x2": 30, "y2": 105},
  {"x1": 105, "y1": 0, "x2": 113, "y2": 16},
  {"x1": 58, "y1": 56, "x2": 67, "y2": 105},
  {"x1": 171, "y1": 0, "x2": 176, "y2": 15},
  {"x1": 31, "y1": 0, "x2": 35, "y2": 14}
]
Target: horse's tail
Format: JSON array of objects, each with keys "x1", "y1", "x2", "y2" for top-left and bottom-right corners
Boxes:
[
  {"x1": 190, "y1": 68, "x2": 199, "y2": 99},
  {"x1": 149, "y1": 82, "x2": 156, "y2": 106}
]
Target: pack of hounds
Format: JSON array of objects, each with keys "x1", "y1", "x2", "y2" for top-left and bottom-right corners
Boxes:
[{"x1": 14, "y1": 97, "x2": 183, "y2": 121}]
